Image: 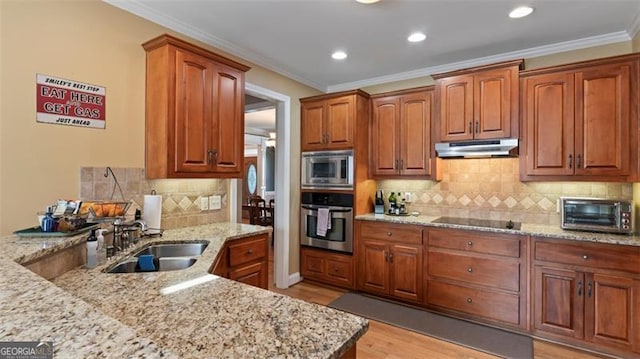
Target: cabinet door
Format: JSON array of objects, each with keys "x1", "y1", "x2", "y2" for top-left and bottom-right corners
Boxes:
[
  {"x1": 585, "y1": 273, "x2": 637, "y2": 351},
  {"x1": 301, "y1": 100, "x2": 326, "y2": 151},
  {"x1": 522, "y1": 72, "x2": 575, "y2": 176},
  {"x1": 574, "y1": 63, "x2": 631, "y2": 177},
  {"x1": 399, "y1": 91, "x2": 432, "y2": 176},
  {"x1": 534, "y1": 266, "x2": 584, "y2": 339},
  {"x1": 438, "y1": 75, "x2": 474, "y2": 142},
  {"x1": 325, "y1": 96, "x2": 354, "y2": 149},
  {"x1": 211, "y1": 63, "x2": 244, "y2": 176},
  {"x1": 474, "y1": 67, "x2": 515, "y2": 140},
  {"x1": 370, "y1": 96, "x2": 400, "y2": 176},
  {"x1": 390, "y1": 243, "x2": 422, "y2": 302},
  {"x1": 228, "y1": 261, "x2": 268, "y2": 289},
  {"x1": 174, "y1": 49, "x2": 214, "y2": 174},
  {"x1": 357, "y1": 240, "x2": 389, "y2": 296}
]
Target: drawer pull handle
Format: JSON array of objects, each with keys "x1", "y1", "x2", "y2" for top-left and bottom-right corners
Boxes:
[
  {"x1": 582, "y1": 255, "x2": 588, "y2": 260},
  {"x1": 466, "y1": 298, "x2": 473, "y2": 304},
  {"x1": 588, "y1": 282, "x2": 592, "y2": 298},
  {"x1": 247, "y1": 249, "x2": 254, "y2": 255},
  {"x1": 386, "y1": 232, "x2": 392, "y2": 236},
  {"x1": 467, "y1": 241, "x2": 473, "y2": 246},
  {"x1": 467, "y1": 267, "x2": 473, "y2": 273}
]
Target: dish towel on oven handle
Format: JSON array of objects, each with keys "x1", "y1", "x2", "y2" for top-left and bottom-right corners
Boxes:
[{"x1": 316, "y1": 207, "x2": 331, "y2": 237}]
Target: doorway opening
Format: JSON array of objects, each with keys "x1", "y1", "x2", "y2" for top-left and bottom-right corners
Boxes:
[{"x1": 230, "y1": 83, "x2": 291, "y2": 289}]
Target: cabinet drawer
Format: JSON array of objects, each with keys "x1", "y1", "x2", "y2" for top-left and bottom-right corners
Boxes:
[
  {"x1": 360, "y1": 221, "x2": 422, "y2": 244},
  {"x1": 428, "y1": 228, "x2": 521, "y2": 258},
  {"x1": 427, "y1": 280, "x2": 520, "y2": 325},
  {"x1": 228, "y1": 236, "x2": 267, "y2": 267},
  {"x1": 428, "y1": 251, "x2": 520, "y2": 291},
  {"x1": 534, "y1": 239, "x2": 640, "y2": 274},
  {"x1": 301, "y1": 247, "x2": 354, "y2": 289}
]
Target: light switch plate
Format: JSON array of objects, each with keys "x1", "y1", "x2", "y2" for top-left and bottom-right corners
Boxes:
[
  {"x1": 199, "y1": 197, "x2": 209, "y2": 211},
  {"x1": 209, "y1": 195, "x2": 222, "y2": 210}
]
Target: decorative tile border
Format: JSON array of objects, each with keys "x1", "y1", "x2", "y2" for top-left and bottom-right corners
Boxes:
[{"x1": 80, "y1": 167, "x2": 228, "y2": 230}]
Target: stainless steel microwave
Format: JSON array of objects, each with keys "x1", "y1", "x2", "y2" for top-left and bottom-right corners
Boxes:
[
  {"x1": 301, "y1": 150, "x2": 354, "y2": 190},
  {"x1": 560, "y1": 197, "x2": 634, "y2": 234}
]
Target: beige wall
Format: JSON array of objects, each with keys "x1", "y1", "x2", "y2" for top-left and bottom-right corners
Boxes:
[{"x1": 0, "y1": 1, "x2": 320, "y2": 273}]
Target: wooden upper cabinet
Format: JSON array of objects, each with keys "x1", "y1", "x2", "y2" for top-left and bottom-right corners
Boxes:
[
  {"x1": 438, "y1": 75, "x2": 474, "y2": 141},
  {"x1": 575, "y1": 63, "x2": 630, "y2": 176},
  {"x1": 370, "y1": 87, "x2": 433, "y2": 178},
  {"x1": 301, "y1": 100, "x2": 326, "y2": 149},
  {"x1": 522, "y1": 72, "x2": 575, "y2": 176},
  {"x1": 301, "y1": 91, "x2": 367, "y2": 151},
  {"x1": 434, "y1": 60, "x2": 522, "y2": 142},
  {"x1": 143, "y1": 34, "x2": 249, "y2": 179},
  {"x1": 520, "y1": 54, "x2": 639, "y2": 182}
]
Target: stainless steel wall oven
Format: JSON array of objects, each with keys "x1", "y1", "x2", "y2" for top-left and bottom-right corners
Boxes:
[{"x1": 300, "y1": 192, "x2": 354, "y2": 254}]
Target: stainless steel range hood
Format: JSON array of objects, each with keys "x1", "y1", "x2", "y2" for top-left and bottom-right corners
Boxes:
[{"x1": 435, "y1": 138, "x2": 518, "y2": 158}]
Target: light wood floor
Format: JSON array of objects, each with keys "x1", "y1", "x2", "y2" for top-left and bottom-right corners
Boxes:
[{"x1": 267, "y1": 252, "x2": 604, "y2": 359}]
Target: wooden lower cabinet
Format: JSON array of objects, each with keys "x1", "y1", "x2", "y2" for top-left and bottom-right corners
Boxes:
[
  {"x1": 425, "y1": 228, "x2": 527, "y2": 329},
  {"x1": 356, "y1": 221, "x2": 423, "y2": 303},
  {"x1": 300, "y1": 247, "x2": 354, "y2": 289},
  {"x1": 210, "y1": 233, "x2": 269, "y2": 289},
  {"x1": 533, "y1": 237, "x2": 640, "y2": 355}
]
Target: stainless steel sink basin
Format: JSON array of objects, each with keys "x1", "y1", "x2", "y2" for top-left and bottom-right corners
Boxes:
[
  {"x1": 133, "y1": 242, "x2": 209, "y2": 258},
  {"x1": 106, "y1": 241, "x2": 208, "y2": 273},
  {"x1": 107, "y1": 257, "x2": 198, "y2": 273}
]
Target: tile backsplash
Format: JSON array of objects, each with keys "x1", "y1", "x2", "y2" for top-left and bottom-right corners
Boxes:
[
  {"x1": 379, "y1": 158, "x2": 633, "y2": 225},
  {"x1": 80, "y1": 167, "x2": 228, "y2": 230}
]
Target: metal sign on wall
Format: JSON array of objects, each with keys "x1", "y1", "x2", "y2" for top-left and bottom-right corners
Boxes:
[{"x1": 36, "y1": 74, "x2": 106, "y2": 129}]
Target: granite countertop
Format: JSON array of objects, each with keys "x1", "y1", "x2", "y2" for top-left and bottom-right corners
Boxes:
[
  {"x1": 356, "y1": 213, "x2": 640, "y2": 247},
  {"x1": 0, "y1": 223, "x2": 368, "y2": 358}
]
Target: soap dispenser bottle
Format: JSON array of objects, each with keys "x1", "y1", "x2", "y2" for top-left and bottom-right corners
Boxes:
[
  {"x1": 86, "y1": 229, "x2": 98, "y2": 269},
  {"x1": 95, "y1": 229, "x2": 107, "y2": 264}
]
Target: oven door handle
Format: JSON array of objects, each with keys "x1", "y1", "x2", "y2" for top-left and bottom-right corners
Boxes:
[{"x1": 301, "y1": 205, "x2": 352, "y2": 213}]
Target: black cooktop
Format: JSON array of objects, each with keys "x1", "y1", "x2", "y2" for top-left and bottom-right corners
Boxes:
[{"x1": 432, "y1": 216, "x2": 521, "y2": 230}]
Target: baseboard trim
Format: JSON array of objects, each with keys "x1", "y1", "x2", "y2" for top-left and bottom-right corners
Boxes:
[{"x1": 288, "y1": 272, "x2": 302, "y2": 287}]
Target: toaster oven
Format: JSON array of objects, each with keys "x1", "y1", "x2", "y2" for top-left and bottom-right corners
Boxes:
[{"x1": 560, "y1": 197, "x2": 634, "y2": 234}]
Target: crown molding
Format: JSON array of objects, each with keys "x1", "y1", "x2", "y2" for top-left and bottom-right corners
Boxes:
[
  {"x1": 627, "y1": 8, "x2": 640, "y2": 39},
  {"x1": 103, "y1": 0, "x2": 326, "y2": 91},
  {"x1": 327, "y1": 31, "x2": 631, "y2": 92}
]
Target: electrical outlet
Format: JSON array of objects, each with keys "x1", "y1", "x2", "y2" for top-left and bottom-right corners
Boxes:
[
  {"x1": 199, "y1": 197, "x2": 209, "y2": 211},
  {"x1": 209, "y1": 195, "x2": 221, "y2": 210},
  {"x1": 404, "y1": 192, "x2": 412, "y2": 203}
]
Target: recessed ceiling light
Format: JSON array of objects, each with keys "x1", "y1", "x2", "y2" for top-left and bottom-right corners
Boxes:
[
  {"x1": 356, "y1": 0, "x2": 380, "y2": 4},
  {"x1": 332, "y1": 51, "x2": 348, "y2": 60},
  {"x1": 408, "y1": 32, "x2": 427, "y2": 43},
  {"x1": 509, "y1": 6, "x2": 534, "y2": 18}
]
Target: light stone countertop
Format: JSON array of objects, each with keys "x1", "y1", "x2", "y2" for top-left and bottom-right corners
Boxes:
[
  {"x1": 1, "y1": 223, "x2": 368, "y2": 358},
  {"x1": 356, "y1": 213, "x2": 640, "y2": 247}
]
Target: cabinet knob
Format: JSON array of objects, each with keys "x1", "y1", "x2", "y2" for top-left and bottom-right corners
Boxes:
[
  {"x1": 247, "y1": 249, "x2": 254, "y2": 255},
  {"x1": 467, "y1": 267, "x2": 473, "y2": 273},
  {"x1": 467, "y1": 241, "x2": 473, "y2": 246},
  {"x1": 387, "y1": 232, "x2": 392, "y2": 236},
  {"x1": 466, "y1": 298, "x2": 473, "y2": 304},
  {"x1": 582, "y1": 255, "x2": 588, "y2": 260}
]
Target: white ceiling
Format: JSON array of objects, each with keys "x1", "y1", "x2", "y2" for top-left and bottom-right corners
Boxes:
[
  {"x1": 107, "y1": 0, "x2": 640, "y2": 92},
  {"x1": 245, "y1": 108, "x2": 276, "y2": 132}
]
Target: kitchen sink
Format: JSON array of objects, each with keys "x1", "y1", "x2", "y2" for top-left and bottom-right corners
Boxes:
[
  {"x1": 132, "y1": 242, "x2": 209, "y2": 258},
  {"x1": 106, "y1": 241, "x2": 209, "y2": 274},
  {"x1": 107, "y1": 257, "x2": 197, "y2": 273}
]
